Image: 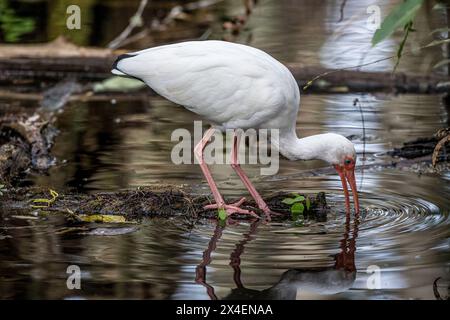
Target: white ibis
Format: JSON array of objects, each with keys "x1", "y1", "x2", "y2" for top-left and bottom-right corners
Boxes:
[{"x1": 112, "y1": 40, "x2": 359, "y2": 219}]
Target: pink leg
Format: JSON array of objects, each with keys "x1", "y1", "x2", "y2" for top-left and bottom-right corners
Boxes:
[
  {"x1": 194, "y1": 128, "x2": 258, "y2": 218},
  {"x1": 230, "y1": 131, "x2": 278, "y2": 219}
]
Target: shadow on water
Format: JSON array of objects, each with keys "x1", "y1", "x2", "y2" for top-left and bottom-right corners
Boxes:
[{"x1": 196, "y1": 215, "x2": 359, "y2": 300}]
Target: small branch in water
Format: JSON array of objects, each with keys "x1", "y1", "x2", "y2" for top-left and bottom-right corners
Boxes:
[
  {"x1": 353, "y1": 98, "x2": 366, "y2": 191},
  {"x1": 338, "y1": 0, "x2": 348, "y2": 22}
]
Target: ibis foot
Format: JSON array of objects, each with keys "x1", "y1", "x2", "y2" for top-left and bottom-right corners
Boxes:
[{"x1": 204, "y1": 197, "x2": 260, "y2": 219}]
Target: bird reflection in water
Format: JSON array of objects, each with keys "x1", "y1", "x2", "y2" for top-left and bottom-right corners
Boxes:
[{"x1": 195, "y1": 215, "x2": 359, "y2": 300}]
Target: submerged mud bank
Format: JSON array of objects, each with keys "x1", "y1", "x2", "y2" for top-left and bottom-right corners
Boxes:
[
  {"x1": 388, "y1": 128, "x2": 450, "y2": 162},
  {"x1": 0, "y1": 187, "x2": 329, "y2": 223}
]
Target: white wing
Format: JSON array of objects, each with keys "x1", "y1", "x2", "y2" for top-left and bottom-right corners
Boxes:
[{"x1": 113, "y1": 41, "x2": 299, "y2": 130}]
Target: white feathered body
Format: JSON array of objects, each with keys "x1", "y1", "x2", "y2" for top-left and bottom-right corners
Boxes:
[
  {"x1": 113, "y1": 40, "x2": 356, "y2": 164},
  {"x1": 113, "y1": 40, "x2": 300, "y2": 132}
]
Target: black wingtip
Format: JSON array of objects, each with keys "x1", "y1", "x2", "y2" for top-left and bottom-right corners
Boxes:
[{"x1": 112, "y1": 53, "x2": 137, "y2": 73}]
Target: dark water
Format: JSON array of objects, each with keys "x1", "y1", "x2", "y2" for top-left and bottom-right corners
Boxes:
[{"x1": 0, "y1": 0, "x2": 449, "y2": 299}]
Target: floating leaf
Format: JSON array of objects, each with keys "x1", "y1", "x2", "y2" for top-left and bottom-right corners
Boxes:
[
  {"x1": 218, "y1": 208, "x2": 227, "y2": 221},
  {"x1": 77, "y1": 214, "x2": 127, "y2": 223},
  {"x1": 372, "y1": 0, "x2": 424, "y2": 46},
  {"x1": 282, "y1": 194, "x2": 305, "y2": 205},
  {"x1": 282, "y1": 197, "x2": 296, "y2": 205}
]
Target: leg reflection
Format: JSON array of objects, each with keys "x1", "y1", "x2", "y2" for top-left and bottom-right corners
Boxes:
[
  {"x1": 195, "y1": 222, "x2": 223, "y2": 300},
  {"x1": 195, "y1": 214, "x2": 359, "y2": 300}
]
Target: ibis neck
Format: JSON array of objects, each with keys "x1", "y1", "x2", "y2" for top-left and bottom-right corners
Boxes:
[{"x1": 274, "y1": 128, "x2": 320, "y2": 161}]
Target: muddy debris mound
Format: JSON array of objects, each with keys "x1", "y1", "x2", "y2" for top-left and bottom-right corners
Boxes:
[{"x1": 1, "y1": 187, "x2": 330, "y2": 223}]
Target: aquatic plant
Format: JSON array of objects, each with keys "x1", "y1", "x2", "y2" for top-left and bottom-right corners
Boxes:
[{"x1": 282, "y1": 194, "x2": 311, "y2": 221}]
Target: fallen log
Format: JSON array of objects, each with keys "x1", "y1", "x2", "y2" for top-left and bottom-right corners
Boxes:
[{"x1": 0, "y1": 38, "x2": 448, "y2": 94}]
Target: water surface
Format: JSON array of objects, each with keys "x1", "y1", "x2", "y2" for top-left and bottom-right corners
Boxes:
[{"x1": 0, "y1": 0, "x2": 449, "y2": 300}]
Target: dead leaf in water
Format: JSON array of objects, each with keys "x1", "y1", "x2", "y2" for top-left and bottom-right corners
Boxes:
[
  {"x1": 77, "y1": 214, "x2": 127, "y2": 223},
  {"x1": 31, "y1": 189, "x2": 59, "y2": 208}
]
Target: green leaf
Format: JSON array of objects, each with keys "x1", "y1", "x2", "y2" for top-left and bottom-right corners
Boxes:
[
  {"x1": 218, "y1": 208, "x2": 227, "y2": 221},
  {"x1": 293, "y1": 195, "x2": 305, "y2": 202},
  {"x1": 282, "y1": 198, "x2": 297, "y2": 205},
  {"x1": 282, "y1": 195, "x2": 305, "y2": 205},
  {"x1": 291, "y1": 202, "x2": 305, "y2": 215},
  {"x1": 305, "y1": 197, "x2": 311, "y2": 211},
  {"x1": 372, "y1": 0, "x2": 424, "y2": 46}
]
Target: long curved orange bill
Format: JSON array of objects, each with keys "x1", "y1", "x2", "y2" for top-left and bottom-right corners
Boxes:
[
  {"x1": 344, "y1": 168, "x2": 360, "y2": 215},
  {"x1": 335, "y1": 165, "x2": 360, "y2": 215}
]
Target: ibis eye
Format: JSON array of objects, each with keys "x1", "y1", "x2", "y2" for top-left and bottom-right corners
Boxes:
[{"x1": 344, "y1": 159, "x2": 352, "y2": 165}]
